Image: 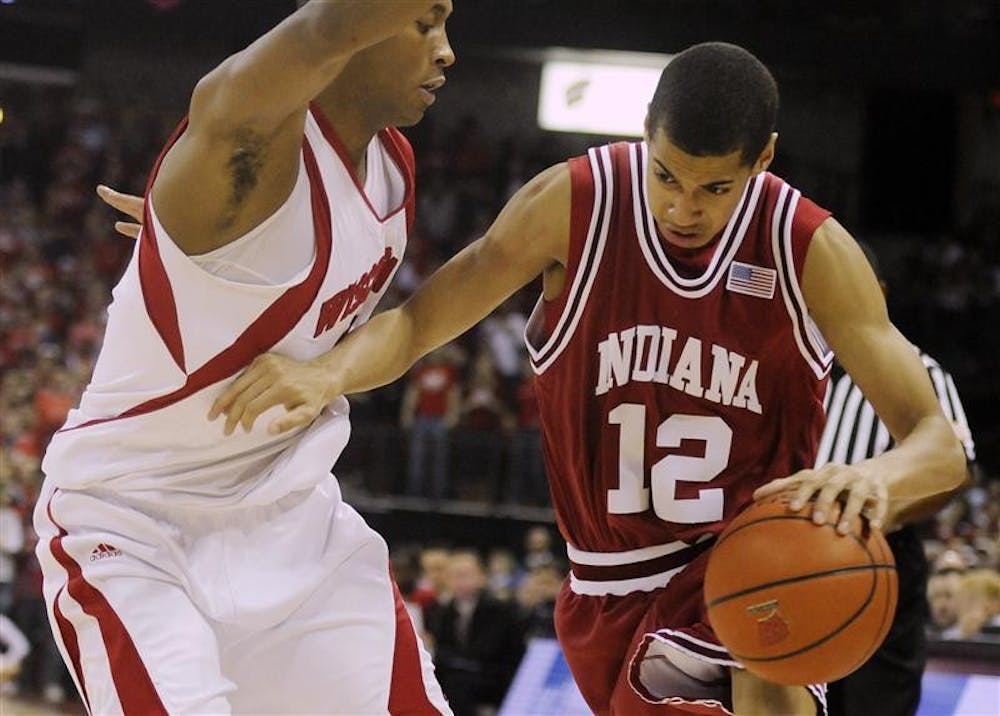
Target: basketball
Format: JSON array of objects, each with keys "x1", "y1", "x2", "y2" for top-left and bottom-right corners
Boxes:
[{"x1": 704, "y1": 493, "x2": 898, "y2": 686}]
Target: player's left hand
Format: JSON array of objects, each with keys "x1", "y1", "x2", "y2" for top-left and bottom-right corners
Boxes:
[
  {"x1": 753, "y1": 464, "x2": 889, "y2": 535},
  {"x1": 208, "y1": 353, "x2": 333, "y2": 436},
  {"x1": 97, "y1": 184, "x2": 144, "y2": 239}
]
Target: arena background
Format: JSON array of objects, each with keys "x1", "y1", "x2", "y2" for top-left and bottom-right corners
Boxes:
[{"x1": 1, "y1": 1, "x2": 998, "y2": 714}]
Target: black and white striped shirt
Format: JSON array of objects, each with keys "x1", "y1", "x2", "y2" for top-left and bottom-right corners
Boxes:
[{"x1": 815, "y1": 348, "x2": 976, "y2": 468}]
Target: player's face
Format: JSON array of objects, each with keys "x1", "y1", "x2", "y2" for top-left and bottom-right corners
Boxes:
[
  {"x1": 348, "y1": 2, "x2": 455, "y2": 127},
  {"x1": 644, "y1": 126, "x2": 776, "y2": 249}
]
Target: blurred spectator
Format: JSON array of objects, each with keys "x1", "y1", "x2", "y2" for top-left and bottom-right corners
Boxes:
[
  {"x1": 485, "y1": 548, "x2": 521, "y2": 602},
  {"x1": 478, "y1": 300, "x2": 527, "y2": 406},
  {"x1": 400, "y1": 347, "x2": 462, "y2": 499},
  {"x1": 0, "y1": 613, "x2": 30, "y2": 687},
  {"x1": 927, "y1": 553, "x2": 968, "y2": 639},
  {"x1": 955, "y1": 569, "x2": 1000, "y2": 640},
  {"x1": 453, "y1": 351, "x2": 512, "y2": 500},
  {"x1": 459, "y1": 351, "x2": 513, "y2": 433},
  {"x1": 0, "y1": 489, "x2": 25, "y2": 614},
  {"x1": 426, "y1": 549, "x2": 524, "y2": 716},
  {"x1": 506, "y1": 356, "x2": 546, "y2": 506},
  {"x1": 523, "y1": 526, "x2": 556, "y2": 571},
  {"x1": 391, "y1": 544, "x2": 430, "y2": 639},
  {"x1": 516, "y1": 563, "x2": 564, "y2": 640},
  {"x1": 419, "y1": 544, "x2": 453, "y2": 609}
]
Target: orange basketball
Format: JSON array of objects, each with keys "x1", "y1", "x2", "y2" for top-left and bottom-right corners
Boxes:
[{"x1": 703, "y1": 493, "x2": 898, "y2": 686}]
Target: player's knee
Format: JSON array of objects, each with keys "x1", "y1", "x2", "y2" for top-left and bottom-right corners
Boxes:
[{"x1": 636, "y1": 641, "x2": 728, "y2": 703}]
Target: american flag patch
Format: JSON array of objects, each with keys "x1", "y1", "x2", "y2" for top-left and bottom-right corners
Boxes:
[{"x1": 726, "y1": 262, "x2": 776, "y2": 299}]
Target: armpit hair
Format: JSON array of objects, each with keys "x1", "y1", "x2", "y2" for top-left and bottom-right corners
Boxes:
[{"x1": 219, "y1": 126, "x2": 267, "y2": 229}]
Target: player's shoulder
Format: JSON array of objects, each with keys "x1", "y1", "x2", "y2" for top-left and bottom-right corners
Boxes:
[{"x1": 758, "y1": 171, "x2": 834, "y2": 241}]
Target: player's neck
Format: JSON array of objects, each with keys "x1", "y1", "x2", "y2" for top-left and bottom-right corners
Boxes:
[{"x1": 313, "y1": 91, "x2": 379, "y2": 178}]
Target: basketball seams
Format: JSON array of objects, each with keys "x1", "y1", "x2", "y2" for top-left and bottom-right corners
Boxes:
[
  {"x1": 706, "y1": 563, "x2": 896, "y2": 610},
  {"x1": 706, "y1": 503, "x2": 898, "y2": 682},
  {"x1": 727, "y1": 566, "x2": 880, "y2": 664}
]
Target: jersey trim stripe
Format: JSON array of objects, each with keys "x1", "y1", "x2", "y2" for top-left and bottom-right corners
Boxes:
[
  {"x1": 569, "y1": 565, "x2": 687, "y2": 596},
  {"x1": 138, "y1": 117, "x2": 190, "y2": 372},
  {"x1": 52, "y1": 587, "x2": 91, "y2": 713},
  {"x1": 62, "y1": 140, "x2": 335, "y2": 432},
  {"x1": 528, "y1": 146, "x2": 613, "y2": 374},
  {"x1": 380, "y1": 126, "x2": 417, "y2": 235},
  {"x1": 772, "y1": 184, "x2": 833, "y2": 378},
  {"x1": 44, "y1": 496, "x2": 168, "y2": 716},
  {"x1": 632, "y1": 142, "x2": 765, "y2": 297},
  {"x1": 310, "y1": 104, "x2": 413, "y2": 224},
  {"x1": 567, "y1": 539, "x2": 691, "y2": 566},
  {"x1": 388, "y1": 579, "x2": 447, "y2": 715}
]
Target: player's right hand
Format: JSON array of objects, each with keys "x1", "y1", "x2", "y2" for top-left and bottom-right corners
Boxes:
[{"x1": 97, "y1": 184, "x2": 144, "y2": 239}]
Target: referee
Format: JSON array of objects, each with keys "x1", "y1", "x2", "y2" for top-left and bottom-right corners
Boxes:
[{"x1": 818, "y1": 243, "x2": 977, "y2": 716}]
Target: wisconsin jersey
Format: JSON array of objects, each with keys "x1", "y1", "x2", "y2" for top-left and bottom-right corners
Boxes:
[
  {"x1": 526, "y1": 141, "x2": 832, "y2": 569},
  {"x1": 42, "y1": 105, "x2": 414, "y2": 506}
]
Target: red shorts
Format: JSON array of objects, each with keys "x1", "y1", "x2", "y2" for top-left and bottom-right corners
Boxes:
[
  {"x1": 556, "y1": 547, "x2": 828, "y2": 716},
  {"x1": 556, "y1": 549, "x2": 739, "y2": 715}
]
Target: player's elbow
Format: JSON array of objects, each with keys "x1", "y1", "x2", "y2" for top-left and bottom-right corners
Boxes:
[{"x1": 937, "y1": 420, "x2": 969, "y2": 493}]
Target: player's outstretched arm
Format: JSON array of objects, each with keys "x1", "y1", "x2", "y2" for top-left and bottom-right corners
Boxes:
[
  {"x1": 754, "y1": 219, "x2": 966, "y2": 533},
  {"x1": 152, "y1": 1, "x2": 444, "y2": 255},
  {"x1": 209, "y1": 163, "x2": 572, "y2": 435}
]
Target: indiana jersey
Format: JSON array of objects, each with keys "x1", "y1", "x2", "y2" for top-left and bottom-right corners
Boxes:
[
  {"x1": 526, "y1": 142, "x2": 832, "y2": 556},
  {"x1": 42, "y1": 105, "x2": 413, "y2": 506}
]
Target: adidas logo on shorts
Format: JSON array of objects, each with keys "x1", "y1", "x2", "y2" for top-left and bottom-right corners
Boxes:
[{"x1": 89, "y1": 543, "x2": 122, "y2": 562}]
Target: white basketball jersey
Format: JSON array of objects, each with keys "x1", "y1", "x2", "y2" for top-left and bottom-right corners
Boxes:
[{"x1": 42, "y1": 106, "x2": 414, "y2": 506}]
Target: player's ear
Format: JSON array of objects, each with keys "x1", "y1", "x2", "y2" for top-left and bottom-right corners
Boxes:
[
  {"x1": 643, "y1": 110, "x2": 652, "y2": 143},
  {"x1": 751, "y1": 133, "x2": 778, "y2": 174}
]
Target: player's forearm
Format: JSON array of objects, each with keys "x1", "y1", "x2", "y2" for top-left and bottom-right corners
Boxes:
[
  {"x1": 863, "y1": 414, "x2": 966, "y2": 522},
  {"x1": 304, "y1": 1, "x2": 436, "y2": 59},
  {"x1": 314, "y1": 307, "x2": 420, "y2": 400},
  {"x1": 193, "y1": 2, "x2": 432, "y2": 134}
]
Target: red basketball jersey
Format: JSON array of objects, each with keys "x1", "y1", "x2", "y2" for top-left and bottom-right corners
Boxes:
[{"x1": 526, "y1": 141, "x2": 833, "y2": 554}]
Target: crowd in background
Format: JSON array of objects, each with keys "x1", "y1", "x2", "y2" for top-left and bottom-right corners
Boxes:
[{"x1": 1, "y1": 84, "x2": 999, "y2": 708}]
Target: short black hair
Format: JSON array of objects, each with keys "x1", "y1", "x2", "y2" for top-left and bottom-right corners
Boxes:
[{"x1": 648, "y1": 42, "x2": 778, "y2": 166}]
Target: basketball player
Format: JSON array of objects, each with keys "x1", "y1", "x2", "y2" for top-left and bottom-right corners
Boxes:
[
  {"x1": 35, "y1": 2, "x2": 455, "y2": 714},
  {"x1": 101, "y1": 43, "x2": 967, "y2": 715},
  {"x1": 816, "y1": 242, "x2": 976, "y2": 716}
]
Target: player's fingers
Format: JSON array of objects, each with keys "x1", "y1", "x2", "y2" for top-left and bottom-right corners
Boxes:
[
  {"x1": 209, "y1": 363, "x2": 267, "y2": 421},
  {"x1": 115, "y1": 221, "x2": 141, "y2": 239},
  {"x1": 870, "y1": 479, "x2": 889, "y2": 530},
  {"x1": 97, "y1": 184, "x2": 144, "y2": 221},
  {"x1": 837, "y1": 485, "x2": 871, "y2": 535},
  {"x1": 753, "y1": 476, "x2": 795, "y2": 501},
  {"x1": 222, "y1": 378, "x2": 273, "y2": 435},
  {"x1": 239, "y1": 385, "x2": 308, "y2": 434},
  {"x1": 810, "y1": 475, "x2": 846, "y2": 526},
  {"x1": 268, "y1": 404, "x2": 317, "y2": 435},
  {"x1": 789, "y1": 471, "x2": 822, "y2": 511}
]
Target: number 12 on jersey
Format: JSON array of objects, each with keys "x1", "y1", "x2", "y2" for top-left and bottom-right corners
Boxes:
[{"x1": 607, "y1": 403, "x2": 733, "y2": 523}]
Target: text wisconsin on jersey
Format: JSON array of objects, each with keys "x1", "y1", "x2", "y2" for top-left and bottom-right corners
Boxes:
[
  {"x1": 595, "y1": 324, "x2": 762, "y2": 414},
  {"x1": 314, "y1": 248, "x2": 398, "y2": 338}
]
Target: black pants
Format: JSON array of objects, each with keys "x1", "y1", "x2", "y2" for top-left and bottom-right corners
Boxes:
[{"x1": 826, "y1": 526, "x2": 929, "y2": 716}]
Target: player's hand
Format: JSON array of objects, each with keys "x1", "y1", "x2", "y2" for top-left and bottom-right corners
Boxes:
[
  {"x1": 208, "y1": 353, "x2": 334, "y2": 436},
  {"x1": 97, "y1": 184, "x2": 144, "y2": 239},
  {"x1": 753, "y1": 464, "x2": 889, "y2": 535}
]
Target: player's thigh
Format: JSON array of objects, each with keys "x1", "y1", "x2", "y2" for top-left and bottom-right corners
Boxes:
[
  {"x1": 37, "y1": 533, "x2": 232, "y2": 715},
  {"x1": 222, "y1": 532, "x2": 447, "y2": 715}
]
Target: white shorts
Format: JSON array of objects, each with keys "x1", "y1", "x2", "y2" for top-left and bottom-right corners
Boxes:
[{"x1": 34, "y1": 476, "x2": 451, "y2": 715}]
